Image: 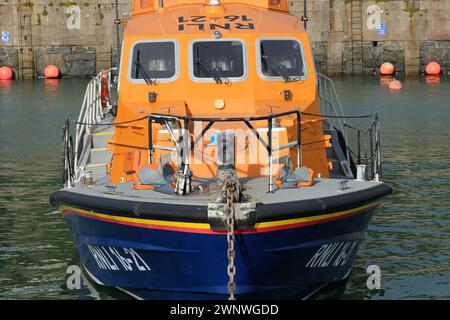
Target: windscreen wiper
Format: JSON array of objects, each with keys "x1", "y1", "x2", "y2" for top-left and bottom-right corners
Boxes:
[
  {"x1": 195, "y1": 57, "x2": 229, "y2": 84},
  {"x1": 262, "y1": 54, "x2": 301, "y2": 83},
  {"x1": 277, "y1": 65, "x2": 303, "y2": 83},
  {"x1": 135, "y1": 49, "x2": 158, "y2": 85},
  {"x1": 262, "y1": 56, "x2": 290, "y2": 82}
]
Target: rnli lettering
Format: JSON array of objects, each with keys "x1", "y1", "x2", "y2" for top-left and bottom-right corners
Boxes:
[
  {"x1": 87, "y1": 245, "x2": 151, "y2": 272},
  {"x1": 305, "y1": 240, "x2": 358, "y2": 268},
  {"x1": 178, "y1": 15, "x2": 254, "y2": 31}
]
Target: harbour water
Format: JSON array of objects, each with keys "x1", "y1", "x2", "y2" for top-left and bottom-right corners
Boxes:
[{"x1": 0, "y1": 77, "x2": 449, "y2": 299}]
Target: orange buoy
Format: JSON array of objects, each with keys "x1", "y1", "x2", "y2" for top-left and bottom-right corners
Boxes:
[
  {"x1": 389, "y1": 79, "x2": 402, "y2": 91},
  {"x1": 425, "y1": 61, "x2": 441, "y2": 75},
  {"x1": 380, "y1": 62, "x2": 394, "y2": 75},
  {"x1": 44, "y1": 65, "x2": 60, "y2": 79},
  {"x1": 0, "y1": 66, "x2": 13, "y2": 80}
]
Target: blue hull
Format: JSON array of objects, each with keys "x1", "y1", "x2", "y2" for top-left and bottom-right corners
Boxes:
[{"x1": 63, "y1": 206, "x2": 377, "y2": 300}]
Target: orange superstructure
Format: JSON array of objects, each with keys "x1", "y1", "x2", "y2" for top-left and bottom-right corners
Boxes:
[{"x1": 109, "y1": 0, "x2": 329, "y2": 185}]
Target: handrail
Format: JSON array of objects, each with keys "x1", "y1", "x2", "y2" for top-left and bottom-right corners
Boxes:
[
  {"x1": 345, "y1": 114, "x2": 382, "y2": 181},
  {"x1": 62, "y1": 118, "x2": 74, "y2": 188},
  {"x1": 148, "y1": 110, "x2": 302, "y2": 193},
  {"x1": 317, "y1": 73, "x2": 350, "y2": 162},
  {"x1": 317, "y1": 73, "x2": 383, "y2": 181},
  {"x1": 74, "y1": 68, "x2": 117, "y2": 180}
]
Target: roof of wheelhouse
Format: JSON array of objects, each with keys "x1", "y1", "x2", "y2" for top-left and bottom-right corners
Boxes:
[
  {"x1": 126, "y1": 0, "x2": 305, "y2": 37},
  {"x1": 132, "y1": 0, "x2": 289, "y2": 15}
]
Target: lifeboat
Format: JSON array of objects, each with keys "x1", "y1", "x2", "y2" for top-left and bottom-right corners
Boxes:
[{"x1": 50, "y1": 0, "x2": 392, "y2": 300}]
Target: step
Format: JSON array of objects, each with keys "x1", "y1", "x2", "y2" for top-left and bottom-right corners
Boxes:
[
  {"x1": 85, "y1": 163, "x2": 108, "y2": 183},
  {"x1": 90, "y1": 148, "x2": 113, "y2": 163},
  {"x1": 20, "y1": 70, "x2": 34, "y2": 79},
  {"x1": 92, "y1": 131, "x2": 114, "y2": 148}
]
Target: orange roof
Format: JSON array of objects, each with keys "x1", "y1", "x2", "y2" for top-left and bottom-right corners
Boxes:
[{"x1": 126, "y1": 2, "x2": 302, "y2": 37}]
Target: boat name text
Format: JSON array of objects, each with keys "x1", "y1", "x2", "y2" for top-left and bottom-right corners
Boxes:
[
  {"x1": 306, "y1": 240, "x2": 358, "y2": 268},
  {"x1": 87, "y1": 244, "x2": 151, "y2": 272},
  {"x1": 178, "y1": 15, "x2": 255, "y2": 31}
]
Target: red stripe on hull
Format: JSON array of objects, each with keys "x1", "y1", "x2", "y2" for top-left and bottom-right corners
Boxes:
[{"x1": 62, "y1": 205, "x2": 377, "y2": 235}]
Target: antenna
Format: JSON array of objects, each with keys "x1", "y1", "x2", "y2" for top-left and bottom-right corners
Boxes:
[
  {"x1": 301, "y1": 0, "x2": 308, "y2": 29},
  {"x1": 114, "y1": 0, "x2": 121, "y2": 69}
]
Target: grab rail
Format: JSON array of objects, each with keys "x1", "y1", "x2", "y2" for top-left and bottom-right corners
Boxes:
[
  {"x1": 317, "y1": 73, "x2": 350, "y2": 162},
  {"x1": 74, "y1": 68, "x2": 117, "y2": 180},
  {"x1": 148, "y1": 110, "x2": 302, "y2": 193},
  {"x1": 317, "y1": 73, "x2": 382, "y2": 181},
  {"x1": 62, "y1": 118, "x2": 75, "y2": 188},
  {"x1": 345, "y1": 114, "x2": 382, "y2": 181}
]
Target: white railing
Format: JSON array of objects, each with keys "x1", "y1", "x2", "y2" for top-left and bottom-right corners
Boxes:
[
  {"x1": 74, "y1": 68, "x2": 117, "y2": 180},
  {"x1": 317, "y1": 73, "x2": 383, "y2": 181},
  {"x1": 316, "y1": 73, "x2": 350, "y2": 162}
]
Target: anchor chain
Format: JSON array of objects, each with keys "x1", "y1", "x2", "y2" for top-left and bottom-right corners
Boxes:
[{"x1": 225, "y1": 180, "x2": 238, "y2": 300}]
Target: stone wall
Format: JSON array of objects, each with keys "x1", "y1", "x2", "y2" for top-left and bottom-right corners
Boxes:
[
  {"x1": 420, "y1": 40, "x2": 450, "y2": 73},
  {"x1": 291, "y1": 0, "x2": 450, "y2": 75},
  {"x1": 0, "y1": 0, "x2": 131, "y2": 78},
  {"x1": 34, "y1": 45, "x2": 97, "y2": 76},
  {"x1": 0, "y1": 0, "x2": 449, "y2": 78}
]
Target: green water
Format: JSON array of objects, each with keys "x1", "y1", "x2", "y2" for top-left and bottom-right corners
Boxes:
[{"x1": 0, "y1": 77, "x2": 449, "y2": 299}]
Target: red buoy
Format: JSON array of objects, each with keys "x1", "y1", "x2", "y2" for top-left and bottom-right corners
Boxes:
[
  {"x1": 425, "y1": 61, "x2": 441, "y2": 75},
  {"x1": 380, "y1": 62, "x2": 394, "y2": 75},
  {"x1": 0, "y1": 66, "x2": 13, "y2": 80},
  {"x1": 44, "y1": 65, "x2": 60, "y2": 79},
  {"x1": 389, "y1": 79, "x2": 402, "y2": 91}
]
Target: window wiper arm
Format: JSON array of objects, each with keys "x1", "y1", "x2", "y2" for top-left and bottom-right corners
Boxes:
[
  {"x1": 278, "y1": 64, "x2": 292, "y2": 82},
  {"x1": 195, "y1": 58, "x2": 229, "y2": 84},
  {"x1": 262, "y1": 56, "x2": 295, "y2": 83},
  {"x1": 134, "y1": 49, "x2": 157, "y2": 85},
  {"x1": 272, "y1": 64, "x2": 291, "y2": 83},
  {"x1": 135, "y1": 61, "x2": 158, "y2": 85}
]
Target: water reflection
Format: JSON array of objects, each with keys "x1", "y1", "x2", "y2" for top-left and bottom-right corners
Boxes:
[
  {"x1": 425, "y1": 75, "x2": 441, "y2": 85},
  {"x1": 44, "y1": 79, "x2": 61, "y2": 94},
  {"x1": 314, "y1": 76, "x2": 450, "y2": 300},
  {"x1": 0, "y1": 80, "x2": 12, "y2": 94},
  {"x1": 0, "y1": 77, "x2": 449, "y2": 299}
]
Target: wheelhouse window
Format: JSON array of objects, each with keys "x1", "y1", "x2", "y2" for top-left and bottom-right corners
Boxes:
[
  {"x1": 192, "y1": 41, "x2": 245, "y2": 81},
  {"x1": 130, "y1": 41, "x2": 177, "y2": 81},
  {"x1": 258, "y1": 39, "x2": 306, "y2": 80}
]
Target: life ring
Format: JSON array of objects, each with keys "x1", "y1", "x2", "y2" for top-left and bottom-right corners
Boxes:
[{"x1": 100, "y1": 71, "x2": 109, "y2": 110}]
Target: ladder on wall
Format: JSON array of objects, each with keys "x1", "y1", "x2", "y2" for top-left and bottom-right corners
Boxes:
[
  {"x1": 351, "y1": 0, "x2": 363, "y2": 74},
  {"x1": 17, "y1": 1, "x2": 35, "y2": 79}
]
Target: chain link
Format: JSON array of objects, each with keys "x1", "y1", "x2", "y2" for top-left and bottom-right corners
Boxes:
[{"x1": 225, "y1": 180, "x2": 237, "y2": 300}]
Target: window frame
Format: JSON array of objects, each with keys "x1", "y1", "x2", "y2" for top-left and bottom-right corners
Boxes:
[
  {"x1": 127, "y1": 39, "x2": 180, "y2": 84},
  {"x1": 256, "y1": 37, "x2": 308, "y2": 82},
  {"x1": 188, "y1": 38, "x2": 248, "y2": 83}
]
